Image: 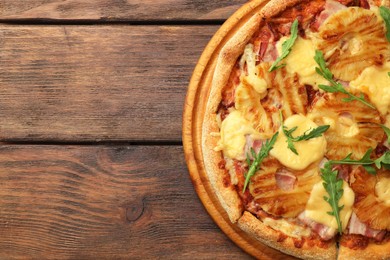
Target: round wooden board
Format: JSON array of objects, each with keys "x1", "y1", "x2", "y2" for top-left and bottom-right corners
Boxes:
[{"x1": 182, "y1": 0, "x2": 297, "y2": 259}]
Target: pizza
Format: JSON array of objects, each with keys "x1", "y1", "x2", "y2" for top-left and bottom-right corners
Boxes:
[{"x1": 201, "y1": 0, "x2": 390, "y2": 259}]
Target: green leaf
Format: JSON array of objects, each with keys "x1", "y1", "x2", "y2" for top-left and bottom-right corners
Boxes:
[
  {"x1": 379, "y1": 6, "x2": 390, "y2": 42},
  {"x1": 287, "y1": 138, "x2": 298, "y2": 155},
  {"x1": 314, "y1": 50, "x2": 334, "y2": 80},
  {"x1": 327, "y1": 148, "x2": 390, "y2": 175},
  {"x1": 329, "y1": 148, "x2": 374, "y2": 166},
  {"x1": 318, "y1": 84, "x2": 338, "y2": 93},
  {"x1": 269, "y1": 19, "x2": 299, "y2": 72},
  {"x1": 281, "y1": 117, "x2": 330, "y2": 155},
  {"x1": 363, "y1": 165, "x2": 377, "y2": 175},
  {"x1": 374, "y1": 151, "x2": 390, "y2": 169},
  {"x1": 251, "y1": 148, "x2": 256, "y2": 159},
  {"x1": 314, "y1": 50, "x2": 375, "y2": 109},
  {"x1": 243, "y1": 132, "x2": 279, "y2": 192},
  {"x1": 361, "y1": 148, "x2": 373, "y2": 161},
  {"x1": 342, "y1": 97, "x2": 355, "y2": 103},
  {"x1": 293, "y1": 125, "x2": 330, "y2": 142},
  {"x1": 246, "y1": 153, "x2": 251, "y2": 166},
  {"x1": 380, "y1": 124, "x2": 390, "y2": 144},
  {"x1": 381, "y1": 152, "x2": 390, "y2": 164},
  {"x1": 321, "y1": 162, "x2": 344, "y2": 234}
]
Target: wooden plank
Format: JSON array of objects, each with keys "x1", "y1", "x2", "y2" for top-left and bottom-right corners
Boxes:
[
  {"x1": 0, "y1": 25, "x2": 218, "y2": 142},
  {"x1": 0, "y1": 0, "x2": 247, "y2": 21},
  {"x1": 0, "y1": 145, "x2": 251, "y2": 259}
]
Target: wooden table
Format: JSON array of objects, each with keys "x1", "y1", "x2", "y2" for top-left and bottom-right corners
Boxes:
[{"x1": 0, "y1": 1, "x2": 254, "y2": 259}]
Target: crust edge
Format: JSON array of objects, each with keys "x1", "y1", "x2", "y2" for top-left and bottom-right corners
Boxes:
[
  {"x1": 238, "y1": 211, "x2": 338, "y2": 260},
  {"x1": 201, "y1": 4, "x2": 265, "y2": 223},
  {"x1": 339, "y1": 240, "x2": 390, "y2": 260}
]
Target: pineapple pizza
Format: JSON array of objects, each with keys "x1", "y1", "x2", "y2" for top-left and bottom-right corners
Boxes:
[{"x1": 202, "y1": 0, "x2": 390, "y2": 259}]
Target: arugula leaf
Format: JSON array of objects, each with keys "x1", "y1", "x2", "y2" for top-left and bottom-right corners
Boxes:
[
  {"x1": 314, "y1": 50, "x2": 375, "y2": 109},
  {"x1": 379, "y1": 6, "x2": 390, "y2": 42},
  {"x1": 328, "y1": 148, "x2": 390, "y2": 175},
  {"x1": 282, "y1": 125, "x2": 330, "y2": 155},
  {"x1": 318, "y1": 84, "x2": 338, "y2": 93},
  {"x1": 269, "y1": 19, "x2": 299, "y2": 72},
  {"x1": 363, "y1": 165, "x2": 377, "y2": 175},
  {"x1": 243, "y1": 132, "x2": 279, "y2": 192},
  {"x1": 321, "y1": 162, "x2": 344, "y2": 234},
  {"x1": 374, "y1": 152, "x2": 390, "y2": 169},
  {"x1": 282, "y1": 126, "x2": 299, "y2": 155},
  {"x1": 380, "y1": 124, "x2": 390, "y2": 144},
  {"x1": 280, "y1": 112, "x2": 329, "y2": 155},
  {"x1": 319, "y1": 147, "x2": 390, "y2": 233},
  {"x1": 293, "y1": 125, "x2": 330, "y2": 142},
  {"x1": 328, "y1": 148, "x2": 374, "y2": 166}
]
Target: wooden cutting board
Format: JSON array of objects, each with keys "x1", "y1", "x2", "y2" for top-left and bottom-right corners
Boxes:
[{"x1": 182, "y1": 0, "x2": 297, "y2": 259}]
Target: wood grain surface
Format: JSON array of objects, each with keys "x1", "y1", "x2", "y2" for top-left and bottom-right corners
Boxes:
[
  {"x1": 0, "y1": 0, "x2": 247, "y2": 21},
  {"x1": 0, "y1": 145, "x2": 251, "y2": 259},
  {"x1": 0, "y1": 25, "x2": 218, "y2": 142},
  {"x1": 0, "y1": 0, "x2": 263, "y2": 258}
]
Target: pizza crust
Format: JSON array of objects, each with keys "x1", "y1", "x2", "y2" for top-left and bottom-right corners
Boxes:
[
  {"x1": 339, "y1": 241, "x2": 390, "y2": 260},
  {"x1": 238, "y1": 211, "x2": 337, "y2": 260},
  {"x1": 202, "y1": 117, "x2": 242, "y2": 223}
]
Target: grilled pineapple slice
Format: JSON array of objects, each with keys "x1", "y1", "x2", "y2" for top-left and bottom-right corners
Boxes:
[
  {"x1": 254, "y1": 65, "x2": 308, "y2": 131},
  {"x1": 309, "y1": 93, "x2": 383, "y2": 160},
  {"x1": 249, "y1": 157, "x2": 321, "y2": 218},
  {"x1": 317, "y1": 7, "x2": 389, "y2": 81},
  {"x1": 351, "y1": 167, "x2": 390, "y2": 230},
  {"x1": 235, "y1": 63, "x2": 308, "y2": 134},
  {"x1": 235, "y1": 76, "x2": 273, "y2": 134}
]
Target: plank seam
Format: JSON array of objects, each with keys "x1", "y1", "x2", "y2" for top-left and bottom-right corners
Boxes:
[
  {"x1": 0, "y1": 19, "x2": 226, "y2": 26},
  {"x1": 0, "y1": 141, "x2": 183, "y2": 146}
]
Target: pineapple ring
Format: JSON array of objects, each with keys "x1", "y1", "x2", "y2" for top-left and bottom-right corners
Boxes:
[
  {"x1": 308, "y1": 93, "x2": 384, "y2": 160},
  {"x1": 317, "y1": 7, "x2": 389, "y2": 82},
  {"x1": 249, "y1": 157, "x2": 321, "y2": 218},
  {"x1": 352, "y1": 168, "x2": 390, "y2": 230}
]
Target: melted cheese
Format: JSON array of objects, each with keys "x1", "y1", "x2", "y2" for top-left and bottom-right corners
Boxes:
[
  {"x1": 305, "y1": 181, "x2": 355, "y2": 230},
  {"x1": 276, "y1": 36, "x2": 329, "y2": 89},
  {"x1": 350, "y1": 62, "x2": 390, "y2": 115},
  {"x1": 375, "y1": 177, "x2": 390, "y2": 206},
  {"x1": 240, "y1": 44, "x2": 268, "y2": 95},
  {"x1": 216, "y1": 110, "x2": 260, "y2": 160},
  {"x1": 263, "y1": 217, "x2": 311, "y2": 238},
  {"x1": 270, "y1": 114, "x2": 327, "y2": 170}
]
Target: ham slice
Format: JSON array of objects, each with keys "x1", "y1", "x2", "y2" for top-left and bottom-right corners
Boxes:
[
  {"x1": 254, "y1": 24, "x2": 278, "y2": 63},
  {"x1": 275, "y1": 169, "x2": 297, "y2": 191},
  {"x1": 334, "y1": 164, "x2": 351, "y2": 182},
  {"x1": 312, "y1": 0, "x2": 347, "y2": 31},
  {"x1": 259, "y1": 42, "x2": 278, "y2": 63},
  {"x1": 348, "y1": 213, "x2": 387, "y2": 241},
  {"x1": 244, "y1": 135, "x2": 263, "y2": 160},
  {"x1": 298, "y1": 211, "x2": 337, "y2": 241},
  {"x1": 359, "y1": 0, "x2": 370, "y2": 9},
  {"x1": 246, "y1": 200, "x2": 279, "y2": 220}
]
